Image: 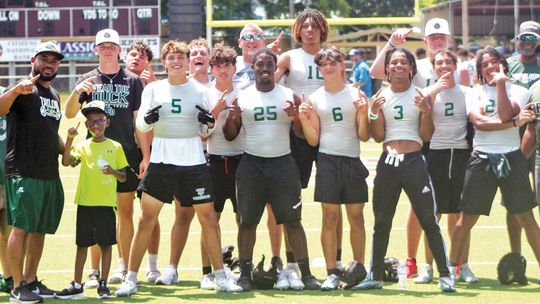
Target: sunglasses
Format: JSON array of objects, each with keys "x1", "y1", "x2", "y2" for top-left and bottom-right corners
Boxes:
[
  {"x1": 518, "y1": 34, "x2": 538, "y2": 43},
  {"x1": 86, "y1": 119, "x2": 107, "y2": 127},
  {"x1": 240, "y1": 34, "x2": 263, "y2": 42}
]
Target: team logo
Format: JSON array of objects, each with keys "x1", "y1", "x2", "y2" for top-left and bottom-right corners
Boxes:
[
  {"x1": 39, "y1": 96, "x2": 62, "y2": 120},
  {"x1": 193, "y1": 187, "x2": 211, "y2": 201},
  {"x1": 104, "y1": 32, "x2": 111, "y2": 38},
  {"x1": 434, "y1": 23, "x2": 440, "y2": 29}
]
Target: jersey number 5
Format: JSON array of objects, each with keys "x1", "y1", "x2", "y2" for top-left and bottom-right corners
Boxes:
[{"x1": 171, "y1": 99, "x2": 182, "y2": 113}]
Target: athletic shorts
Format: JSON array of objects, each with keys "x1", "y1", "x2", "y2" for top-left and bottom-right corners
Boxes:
[
  {"x1": 236, "y1": 153, "x2": 302, "y2": 226},
  {"x1": 6, "y1": 177, "x2": 64, "y2": 234},
  {"x1": 76, "y1": 205, "x2": 116, "y2": 247},
  {"x1": 117, "y1": 148, "x2": 142, "y2": 193},
  {"x1": 208, "y1": 154, "x2": 241, "y2": 213},
  {"x1": 314, "y1": 152, "x2": 369, "y2": 204},
  {"x1": 138, "y1": 162, "x2": 214, "y2": 206},
  {"x1": 290, "y1": 130, "x2": 318, "y2": 188},
  {"x1": 460, "y1": 150, "x2": 536, "y2": 216},
  {"x1": 427, "y1": 148, "x2": 470, "y2": 214},
  {"x1": 534, "y1": 164, "x2": 540, "y2": 206}
]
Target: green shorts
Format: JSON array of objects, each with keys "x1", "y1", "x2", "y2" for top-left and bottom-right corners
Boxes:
[{"x1": 6, "y1": 177, "x2": 64, "y2": 234}]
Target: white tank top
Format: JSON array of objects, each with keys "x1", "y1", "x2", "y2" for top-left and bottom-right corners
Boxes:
[
  {"x1": 284, "y1": 48, "x2": 324, "y2": 97},
  {"x1": 381, "y1": 85, "x2": 423, "y2": 145},
  {"x1": 207, "y1": 86, "x2": 244, "y2": 156},
  {"x1": 310, "y1": 85, "x2": 360, "y2": 158},
  {"x1": 239, "y1": 84, "x2": 294, "y2": 157},
  {"x1": 430, "y1": 86, "x2": 469, "y2": 149}
]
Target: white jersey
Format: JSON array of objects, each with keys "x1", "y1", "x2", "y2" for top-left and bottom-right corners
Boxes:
[
  {"x1": 136, "y1": 78, "x2": 211, "y2": 166},
  {"x1": 430, "y1": 85, "x2": 469, "y2": 149},
  {"x1": 284, "y1": 48, "x2": 324, "y2": 96},
  {"x1": 466, "y1": 83, "x2": 529, "y2": 153},
  {"x1": 239, "y1": 84, "x2": 294, "y2": 157},
  {"x1": 233, "y1": 56, "x2": 255, "y2": 90},
  {"x1": 381, "y1": 85, "x2": 423, "y2": 145},
  {"x1": 413, "y1": 58, "x2": 460, "y2": 89},
  {"x1": 310, "y1": 85, "x2": 360, "y2": 158},
  {"x1": 207, "y1": 86, "x2": 244, "y2": 156}
]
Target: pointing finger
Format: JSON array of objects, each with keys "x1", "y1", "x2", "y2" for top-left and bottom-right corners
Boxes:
[
  {"x1": 415, "y1": 88, "x2": 425, "y2": 98},
  {"x1": 219, "y1": 89, "x2": 228, "y2": 100},
  {"x1": 373, "y1": 87, "x2": 384, "y2": 99},
  {"x1": 86, "y1": 76, "x2": 98, "y2": 83},
  {"x1": 232, "y1": 98, "x2": 238, "y2": 106},
  {"x1": 30, "y1": 74, "x2": 40, "y2": 83},
  {"x1": 275, "y1": 31, "x2": 283, "y2": 42},
  {"x1": 75, "y1": 121, "x2": 80, "y2": 130}
]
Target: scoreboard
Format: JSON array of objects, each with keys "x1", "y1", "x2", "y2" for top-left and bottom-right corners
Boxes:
[{"x1": 0, "y1": 0, "x2": 160, "y2": 38}]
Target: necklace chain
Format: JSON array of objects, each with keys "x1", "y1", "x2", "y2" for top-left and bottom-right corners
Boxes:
[{"x1": 100, "y1": 69, "x2": 120, "y2": 84}]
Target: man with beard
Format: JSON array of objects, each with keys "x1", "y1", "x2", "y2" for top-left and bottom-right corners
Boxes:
[{"x1": 0, "y1": 41, "x2": 65, "y2": 303}]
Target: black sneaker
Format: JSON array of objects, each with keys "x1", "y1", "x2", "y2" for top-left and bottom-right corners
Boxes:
[
  {"x1": 302, "y1": 275, "x2": 321, "y2": 290},
  {"x1": 10, "y1": 281, "x2": 43, "y2": 303},
  {"x1": 97, "y1": 279, "x2": 111, "y2": 299},
  {"x1": 54, "y1": 281, "x2": 85, "y2": 299},
  {"x1": 237, "y1": 276, "x2": 253, "y2": 291},
  {"x1": 27, "y1": 278, "x2": 56, "y2": 299}
]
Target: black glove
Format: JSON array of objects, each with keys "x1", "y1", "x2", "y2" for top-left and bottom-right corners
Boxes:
[
  {"x1": 144, "y1": 105, "x2": 162, "y2": 124},
  {"x1": 196, "y1": 105, "x2": 215, "y2": 125}
]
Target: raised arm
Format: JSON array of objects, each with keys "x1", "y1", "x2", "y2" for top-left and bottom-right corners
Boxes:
[
  {"x1": 275, "y1": 51, "x2": 291, "y2": 82},
  {"x1": 65, "y1": 76, "x2": 98, "y2": 118},
  {"x1": 298, "y1": 96, "x2": 320, "y2": 147},
  {"x1": 0, "y1": 74, "x2": 40, "y2": 115},
  {"x1": 370, "y1": 28, "x2": 412, "y2": 80}
]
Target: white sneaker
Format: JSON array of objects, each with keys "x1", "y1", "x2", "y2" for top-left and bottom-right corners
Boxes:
[
  {"x1": 274, "y1": 269, "x2": 290, "y2": 290},
  {"x1": 320, "y1": 274, "x2": 340, "y2": 291},
  {"x1": 459, "y1": 264, "x2": 478, "y2": 283},
  {"x1": 414, "y1": 265, "x2": 433, "y2": 284},
  {"x1": 155, "y1": 267, "x2": 179, "y2": 285},
  {"x1": 438, "y1": 276, "x2": 456, "y2": 292},
  {"x1": 146, "y1": 270, "x2": 161, "y2": 283},
  {"x1": 115, "y1": 280, "x2": 137, "y2": 297},
  {"x1": 200, "y1": 273, "x2": 215, "y2": 290},
  {"x1": 286, "y1": 263, "x2": 304, "y2": 290},
  {"x1": 224, "y1": 267, "x2": 240, "y2": 281},
  {"x1": 214, "y1": 276, "x2": 242, "y2": 292},
  {"x1": 108, "y1": 270, "x2": 125, "y2": 284},
  {"x1": 85, "y1": 270, "x2": 100, "y2": 289}
]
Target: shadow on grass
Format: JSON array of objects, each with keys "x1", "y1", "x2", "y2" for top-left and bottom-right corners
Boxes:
[{"x1": 455, "y1": 277, "x2": 540, "y2": 293}]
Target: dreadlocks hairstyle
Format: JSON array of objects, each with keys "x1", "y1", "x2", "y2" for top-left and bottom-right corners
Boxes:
[
  {"x1": 384, "y1": 47, "x2": 417, "y2": 82},
  {"x1": 292, "y1": 8, "x2": 329, "y2": 44},
  {"x1": 252, "y1": 47, "x2": 277, "y2": 66},
  {"x1": 314, "y1": 45, "x2": 346, "y2": 80},
  {"x1": 126, "y1": 40, "x2": 153, "y2": 62},
  {"x1": 209, "y1": 43, "x2": 238, "y2": 67},
  {"x1": 475, "y1": 46, "x2": 509, "y2": 85}
]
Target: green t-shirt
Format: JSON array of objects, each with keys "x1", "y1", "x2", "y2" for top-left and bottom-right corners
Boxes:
[
  {"x1": 507, "y1": 57, "x2": 540, "y2": 89},
  {"x1": 71, "y1": 138, "x2": 128, "y2": 207},
  {"x1": 0, "y1": 86, "x2": 6, "y2": 185}
]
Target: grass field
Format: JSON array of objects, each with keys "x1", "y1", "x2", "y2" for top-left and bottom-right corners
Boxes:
[{"x1": 2, "y1": 93, "x2": 539, "y2": 303}]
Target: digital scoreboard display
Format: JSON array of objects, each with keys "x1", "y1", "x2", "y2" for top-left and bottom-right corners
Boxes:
[{"x1": 0, "y1": 0, "x2": 160, "y2": 38}]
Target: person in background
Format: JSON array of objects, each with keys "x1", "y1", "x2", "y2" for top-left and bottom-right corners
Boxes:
[{"x1": 352, "y1": 48, "x2": 373, "y2": 98}]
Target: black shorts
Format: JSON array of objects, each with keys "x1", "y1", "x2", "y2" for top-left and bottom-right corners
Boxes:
[
  {"x1": 427, "y1": 148, "x2": 470, "y2": 214},
  {"x1": 460, "y1": 150, "x2": 536, "y2": 216},
  {"x1": 236, "y1": 153, "x2": 302, "y2": 226},
  {"x1": 314, "y1": 152, "x2": 369, "y2": 204},
  {"x1": 117, "y1": 148, "x2": 142, "y2": 193},
  {"x1": 76, "y1": 205, "x2": 116, "y2": 247},
  {"x1": 138, "y1": 162, "x2": 214, "y2": 206},
  {"x1": 208, "y1": 154, "x2": 241, "y2": 213},
  {"x1": 290, "y1": 130, "x2": 318, "y2": 188}
]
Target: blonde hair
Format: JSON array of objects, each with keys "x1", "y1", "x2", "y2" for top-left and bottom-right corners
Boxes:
[{"x1": 160, "y1": 40, "x2": 189, "y2": 61}]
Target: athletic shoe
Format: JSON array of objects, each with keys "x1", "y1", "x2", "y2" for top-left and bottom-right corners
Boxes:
[
  {"x1": 405, "y1": 258, "x2": 418, "y2": 278},
  {"x1": 224, "y1": 267, "x2": 240, "y2": 281},
  {"x1": 97, "y1": 279, "x2": 111, "y2": 299},
  {"x1": 458, "y1": 264, "x2": 479, "y2": 283},
  {"x1": 438, "y1": 276, "x2": 456, "y2": 292},
  {"x1": 115, "y1": 279, "x2": 137, "y2": 297},
  {"x1": 0, "y1": 275, "x2": 13, "y2": 293},
  {"x1": 286, "y1": 263, "x2": 304, "y2": 290},
  {"x1": 10, "y1": 281, "x2": 43, "y2": 304},
  {"x1": 85, "y1": 270, "x2": 100, "y2": 289},
  {"x1": 351, "y1": 278, "x2": 383, "y2": 290},
  {"x1": 237, "y1": 276, "x2": 253, "y2": 292},
  {"x1": 155, "y1": 267, "x2": 179, "y2": 285},
  {"x1": 414, "y1": 265, "x2": 433, "y2": 283},
  {"x1": 214, "y1": 276, "x2": 242, "y2": 292},
  {"x1": 146, "y1": 270, "x2": 161, "y2": 283},
  {"x1": 336, "y1": 261, "x2": 345, "y2": 274},
  {"x1": 200, "y1": 273, "x2": 215, "y2": 290},
  {"x1": 302, "y1": 275, "x2": 321, "y2": 290},
  {"x1": 54, "y1": 281, "x2": 85, "y2": 299},
  {"x1": 274, "y1": 269, "x2": 290, "y2": 290},
  {"x1": 320, "y1": 274, "x2": 340, "y2": 291},
  {"x1": 107, "y1": 270, "x2": 125, "y2": 284},
  {"x1": 28, "y1": 278, "x2": 56, "y2": 299}
]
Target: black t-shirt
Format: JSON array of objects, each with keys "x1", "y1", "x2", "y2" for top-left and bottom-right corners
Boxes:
[
  {"x1": 5, "y1": 78, "x2": 62, "y2": 179},
  {"x1": 77, "y1": 68, "x2": 143, "y2": 155}
]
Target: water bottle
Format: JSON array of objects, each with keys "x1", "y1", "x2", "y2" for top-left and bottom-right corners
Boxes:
[
  {"x1": 397, "y1": 261, "x2": 408, "y2": 290},
  {"x1": 97, "y1": 158, "x2": 112, "y2": 185}
]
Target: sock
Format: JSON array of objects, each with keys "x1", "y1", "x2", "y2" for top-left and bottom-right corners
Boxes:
[
  {"x1": 202, "y1": 266, "x2": 212, "y2": 275},
  {"x1": 286, "y1": 251, "x2": 296, "y2": 263},
  {"x1": 270, "y1": 256, "x2": 281, "y2": 269},
  {"x1": 148, "y1": 254, "x2": 158, "y2": 272},
  {"x1": 89, "y1": 269, "x2": 99, "y2": 276},
  {"x1": 73, "y1": 282, "x2": 82, "y2": 289},
  {"x1": 327, "y1": 268, "x2": 340, "y2": 276},
  {"x1": 214, "y1": 268, "x2": 226, "y2": 280},
  {"x1": 336, "y1": 249, "x2": 342, "y2": 262},
  {"x1": 239, "y1": 260, "x2": 253, "y2": 278},
  {"x1": 297, "y1": 258, "x2": 311, "y2": 278},
  {"x1": 118, "y1": 258, "x2": 126, "y2": 271},
  {"x1": 126, "y1": 271, "x2": 138, "y2": 283}
]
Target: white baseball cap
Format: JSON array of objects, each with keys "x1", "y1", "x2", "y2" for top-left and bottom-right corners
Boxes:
[
  {"x1": 96, "y1": 29, "x2": 120, "y2": 46},
  {"x1": 424, "y1": 18, "x2": 450, "y2": 37},
  {"x1": 518, "y1": 21, "x2": 540, "y2": 38}
]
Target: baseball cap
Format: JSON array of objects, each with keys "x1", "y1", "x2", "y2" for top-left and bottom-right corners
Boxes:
[
  {"x1": 33, "y1": 41, "x2": 64, "y2": 60},
  {"x1": 518, "y1": 21, "x2": 540, "y2": 38},
  {"x1": 424, "y1": 18, "x2": 450, "y2": 37},
  {"x1": 349, "y1": 49, "x2": 360, "y2": 56},
  {"x1": 96, "y1": 29, "x2": 120, "y2": 46},
  {"x1": 81, "y1": 100, "x2": 109, "y2": 118}
]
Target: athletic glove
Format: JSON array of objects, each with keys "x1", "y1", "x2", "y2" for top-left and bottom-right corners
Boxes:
[
  {"x1": 144, "y1": 105, "x2": 162, "y2": 124},
  {"x1": 196, "y1": 105, "x2": 215, "y2": 125}
]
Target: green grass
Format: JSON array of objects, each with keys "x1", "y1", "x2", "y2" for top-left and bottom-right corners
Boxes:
[{"x1": 3, "y1": 93, "x2": 539, "y2": 303}]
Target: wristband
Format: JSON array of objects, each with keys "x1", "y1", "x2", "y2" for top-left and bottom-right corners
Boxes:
[
  {"x1": 512, "y1": 119, "x2": 517, "y2": 127},
  {"x1": 368, "y1": 110, "x2": 379, "y2": 120},
  {"x1": 388, "y1": 41, "x2": 396, "y2": 49}
]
